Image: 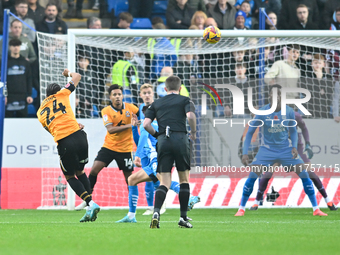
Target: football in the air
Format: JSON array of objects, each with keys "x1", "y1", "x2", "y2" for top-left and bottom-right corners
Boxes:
[{"x1": 203, "y1": 26, "x2": 221, "y2": 44}]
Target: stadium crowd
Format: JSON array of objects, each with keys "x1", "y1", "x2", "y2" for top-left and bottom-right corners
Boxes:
[{"x1": 0, "y1": 0, "x2": 340, "y2": 122}]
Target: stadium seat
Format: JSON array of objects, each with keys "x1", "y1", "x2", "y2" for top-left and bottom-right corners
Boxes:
[
  {"x1": 122, "y1": 89, "x2": 137, "y2": 103},
  {"x1": 152, "y1": 1, "x2": 168, "y2": 14},
  {"x1": 130, "y1": 18, "x2": 152, "y2": 29},
  {"x1": 114, "y1": 0, "x2": 129, "y2": 17},
  {"x1": 92, "y1": 105, "x2": 99, "y2": 118},
  {"x1": 27, "y1": 104, "x2": 36, "y2": 117},
  {"x1": 214, "y1": 105, "x2": 224, "y2": 117}
]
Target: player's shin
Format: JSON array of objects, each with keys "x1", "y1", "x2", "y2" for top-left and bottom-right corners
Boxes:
[
  {"x1": 128, "y1": 185, "x2": 139, "y2": 219},
  {"x1": 89, "y1": 174, "x2": 97, "y2": 193},
  {"x1": 240, "y1": 172, "x2": 258, "y2": 209},
  {"x1": 179, "y1": 183, "x2": 190, "y2": 220},
  {"x1": 67, "y1": 177, "x2": 92, "y2": 206},
  {"x1": 77, "y1": 173, "x2": 92, "y2": 195},
  {"x1": 255, "y1": 172, "x2": 273, "y2": 203},
  {"x1": 308, "y1": 171, "x2": 328, "y2": 199},
  {"x1": 299, "y1": 171, "x2": 318, "y2": 210}
]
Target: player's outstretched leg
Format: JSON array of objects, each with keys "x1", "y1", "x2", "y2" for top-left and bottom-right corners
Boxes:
[
  {"x1": 299, "y1": 170, "x2": 327, "y2": 216},
  {"x1": 235, "y1": 172, "x2": 258, "y2": 216},
  {"x1": 116, "y1": 185, "x2": 138, "y2": 223},
  {"x1": 143, "y1": 182, "x2": 155, "y2": 215},
  {"x1": 75, "y1": 172, "x2": 92, "y2": 211},
  {"x1": 251, "y1": 172, "x2": 273, "y2": 211},
  {"x1": 308, "y1": 171, "x2": 338, "y2": 211}
]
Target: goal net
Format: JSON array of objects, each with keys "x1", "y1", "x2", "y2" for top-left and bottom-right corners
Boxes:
[{"x1": 37, "y1": 30, "x2": 340, "y2": 209}]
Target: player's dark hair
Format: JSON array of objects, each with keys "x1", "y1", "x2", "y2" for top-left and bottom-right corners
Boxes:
[
  {"x1": 9, "y1": 38, "x2": 22, "y2": 46},
  {"x1": 336, "y1": 7, "x2": 340, "y2": 13},
  {"x1": 240, "y1": 0, "x2": 250, "y2": 6},
  {"x1": 165, "y1": 75, "x2": 181, "y2": 91},
  {"x1": 46, "y1": 83, "x2": 61, "y2": 97},
  {"x1": 108, "y1": 84, "x2": 123, "y2": 95},
  {"x1": 269, "y1": 84, "x2": 282, "y2": 92}
]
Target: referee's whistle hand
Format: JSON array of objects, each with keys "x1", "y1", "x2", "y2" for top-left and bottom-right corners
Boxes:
[{"x1": 189, "y1": 132, "x2": 196, "y2": 141}]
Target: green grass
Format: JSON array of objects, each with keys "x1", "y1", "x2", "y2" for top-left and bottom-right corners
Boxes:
[{"x1": 0, "y1": 208, "x2": 338, "y2": 255}]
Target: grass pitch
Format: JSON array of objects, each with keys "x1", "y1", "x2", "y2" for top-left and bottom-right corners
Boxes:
[{"x1": 0, "y1": 208, "x2": 338, "y2": 255}]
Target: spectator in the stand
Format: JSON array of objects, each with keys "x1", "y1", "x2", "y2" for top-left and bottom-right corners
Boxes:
[
  {"x1": 265, "y1": 11, "x2": 277, "y2": 30},
  {"x1": 290, "y1": 4, "x2": 319, "y2": 30},
  {"x1": 76, "y1": 53, "x2": 99, "y2": 118},
  {"x1": 112, "y1": 12, "x2": 133, "y2": 29},
  {"x1": 191, "y1": 11, "x2": 208, "y2": 29},
  {"x1": 166, "y1": 0, "x2": 195, "y2": 29},
  {"x1": 64, "y1": 0, "x2": 83, "y2": 19},
  {"x1": 330, "y1": 7, "x2": 340, "y2": 30},
  {"x1": 111, "y1": 49, "x2": 139, "y2": 103},
  {"x1": 27, "y1": 0, "x2": 45, "y2": 25},
  {"x1": 279, "y1": 0, "x2": 319, "y2": 29},
  {"x1": 153, "y1": 66, "x2": 189, "y2": 98},
  {"x1": 224, "y1": 63, "x2": 256, "y2": 117},
  {"x1": 173, "y1": 53, "x2": 203, "y2": 87},
  {"x1": 207, "y1": 0, "x2": 237, "y2": 29},
  {"x1": 253, "y1": 0, "x2": 281, "y2": 17},
  {"x1": 1, "y1": 39, "x2": 33, "y2": 118},
  {"x1": 3, "y1": 0, "x2": 16, "y2": 12},
  {"x1": 151, "y1": 16, "x2": 164, "y2": 28},
  {"x1": 323, "y1": 0, "x2": 340, "y2": 29},
  {"x1": 235, "y1": 0, "x2": 254, "y2": 14},
  {"x1": 225, "y1": 46, "x2": 248, "y2": 77},
  {"x1": 240, "y1": 1, "x2": 257, "y2": 29},
  {"x1": 234, "y1": 10, "x2": 248, "y2": 30},
  {"x1": 87, "y1": 16, "x2": 102, "y2": 29},
  {"x1": 145, "y1": 23, "x2": 178, "y2": 80},
  {"x1": 128, "y1": 0, "x2": 154, "y2": 19},
  {"x1": 254, "y1": 46, "x2": 274, "y2": 76},
  {"x1": 168, "y1": 0, "x2": 207, "y2": 12},
  {"x1": 9, "y1": 0, "x2": 36, "y2": 42},
  {"x1": 0, "y1": 19, "x2": 36, "y2": 63},
  {"x1": 301, "y1": 54, "x2": 333, "y2": 118},
  {"x1": 264, "y1": 44, "x2": 301, "y2": 98},
  {"x1": 205, "y1": 0, "x2": 217, "y2": 10},
  {"x1": 204, "y1": 17, "x2": 218, "y2": 27},
  {"x1": 35, "y1": 3, "x2": 67, "y2": 34}
]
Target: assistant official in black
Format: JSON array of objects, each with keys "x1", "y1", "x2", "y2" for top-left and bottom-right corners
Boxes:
[{"x1": 144, "y1": 75, "x2": 196, "y2": 228}]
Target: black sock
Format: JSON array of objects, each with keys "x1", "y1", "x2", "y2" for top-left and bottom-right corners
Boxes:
[
  {"x1": 309, "y1": 171, "x2": 327, "y2": 198},
  {"x1": 77, "y1": 173, "x2": 92, "y2": 195},
  {"x1": 179, "y1": 183, "x2": 190, "y2": 220},
  {"x1": 89, "y1": 174, "x2": 98, "y2": 193},
  {"x1": 67, "y1": 177, "x2": 92, "y2": 205},
  {"x1": 154, "y1": 185, "x2": 168, "y2": 214}
]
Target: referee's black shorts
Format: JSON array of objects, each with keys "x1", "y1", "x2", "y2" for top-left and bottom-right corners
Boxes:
[
  {"x1": 157, "y1": 132, "x2": 190, "y2": 173},
  {"x1": 57, "y1": 130, "x2": 89, "y2": 176}
]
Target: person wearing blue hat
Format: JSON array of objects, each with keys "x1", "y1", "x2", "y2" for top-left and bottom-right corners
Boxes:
[{"x1": 234, "y1": 10, "x2": 248, "y2": 29}]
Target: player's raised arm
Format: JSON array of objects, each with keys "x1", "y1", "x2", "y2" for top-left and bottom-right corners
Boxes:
[{"x1": 62, "y1": 68, "x2": 81, "y2": 87}]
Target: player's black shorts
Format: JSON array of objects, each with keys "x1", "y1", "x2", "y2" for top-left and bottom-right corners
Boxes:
[
  {"x1": 157, "y1": 132, "x2": 190, "y2": 173},
  {"x1": 57, "y1": 130, "x2": 89, "y2": 176},
  {"x1": 95, "y1": 147, "x2": 134, "y2": 172}
]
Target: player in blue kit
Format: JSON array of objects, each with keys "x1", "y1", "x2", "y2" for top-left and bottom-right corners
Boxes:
[
  {"x1": 235, "y1": 84, "x2": 327, "y2": 217},
  {"x1": 116, "y1": 106, "x2": 200, "y2": 223},
  {"x1": 249, "y1": 111, "x2": 338, "y2": 211}
]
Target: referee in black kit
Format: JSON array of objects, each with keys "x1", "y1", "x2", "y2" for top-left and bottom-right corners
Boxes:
[{"x1": 143, "y1": 75, "x2": 196, "y2": 229}]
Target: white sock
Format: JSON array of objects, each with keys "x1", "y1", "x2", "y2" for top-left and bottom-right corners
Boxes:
[
  {"x1": 325, "y1": 197, "x2": 331, "y2": 203},
  {"x1": 254, "y1": 200, "x2": 260, "y2": 205},
  {"x1": 148, "y1": 206, "x2": 154, "y2": 210},
  {"x1": 89, "y1": 200, "x2": 94, "y2": 207},
  {"x1": 128, "y1": 212, "x2": 136, "y2": 219},
  {"x1": 313, "y1": 206, "x2": 319, "y2": 211},
  {"x1": 239, "y1": 206, "x2": 245, "y2": 211}
]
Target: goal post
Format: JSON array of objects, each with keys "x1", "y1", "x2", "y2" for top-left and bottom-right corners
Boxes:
[{"x1": 36, "y1": 29, "x2": 340, "y2": 209}]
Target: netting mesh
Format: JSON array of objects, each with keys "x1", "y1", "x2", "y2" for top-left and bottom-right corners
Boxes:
[{"x1": 37, "y1": 32, "x2": 340, "y2": 208}]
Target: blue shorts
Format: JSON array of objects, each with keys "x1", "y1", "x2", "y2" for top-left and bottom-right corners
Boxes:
[
  {"x1": 251, "y1": 146, "x2": 304, "y2": 167},
  {"x1": 143, "y1": 158, "x2": 157, "y2": 176}
]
